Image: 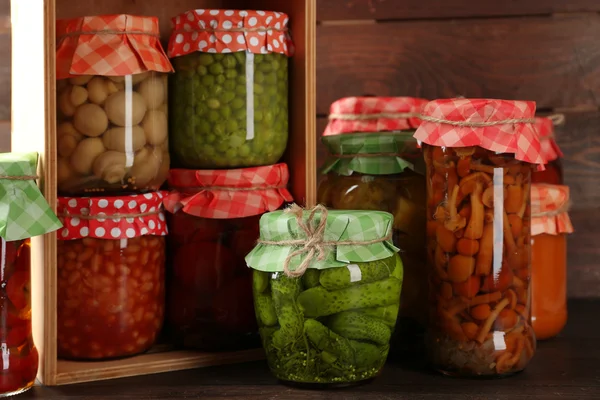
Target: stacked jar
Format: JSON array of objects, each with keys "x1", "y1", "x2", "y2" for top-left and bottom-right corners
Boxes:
[
  {"x1": 54, "y1": 14, "x2": 174, "y2": 360},
  {"x1": 532, "y1": 115, "x2": 564, "y2": 184},
  {"x1": 165, "y1": 9, "x2": 294, "y2": 351},
  {"x1": 530, "y1": 184, "x2": 573, "y2": 340},
  {"x1": 415, "y1": 98, "x2": 545, "y2": 377},
  {"x1": 317, "y1": 96, "x2": 429, "y2": 355},
  {"x1": 0, "y1": 153, "x2": 62, "y2": 395}
]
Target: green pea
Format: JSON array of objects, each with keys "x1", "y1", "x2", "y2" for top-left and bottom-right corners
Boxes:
[
  {"x1": 213, "y1": 123, "x2": 226, "y2": 136},
  {"x1": 225, "y1": 69, "x2": 238, "y2": 79},
  {"x1": 265, "y1": 73, "x2": 277, "y2": 85},
  {"x1": 231, "y1": 98, "x2": 245, "y2": 109},
  {"x1": 263, "y1": 110, "x2": 274, "y2": 124},
  {"x1": 229, "y1": 133, "x2": 245, "y2": 148},
  {"x1": 226, "y1": 119, "x2": 239, "y2": 132},
  {"x1": 207, "y1": 98, "x2": 221, "y2": 109},
  {"x1": 258, "y1": 62, "x2": 273, "y2": 72},
  {"x1": 254, "y1": 71, "x2": 265, "y2": 84},
  {"x1": 207, "y1": 110, "x2": 220, "y2": 122},
  {"x1": 254, "y1": 83, "x2": 264, "y2": 94},
  {"x1": 212, "y1": 85, "x2": 224, "y2": 97},
  {"x1": 198, "y1": 54, "x2": 214, "y2": 66},
  {"x1": 209, "y1": 63, "x2": 224, "y2": 75},
  {"x1": 216, "y1": 141, "x2": 229, "y2": 153},
  {"x1": 216, "y1": 74, "x2": 226, "y2": 84},
  {"x1": 201, "y1": 74, "x2": 215, "y2": 86},
  {"x1": 205, "y1": 134, "x2": 216, "y2": 144},
  {"x1": 236, "y1": 85, "x2": 246, "y2": 96},
  {"x1": 238, "y1": 144, "x2": 251, "y2": 157},
  {"x1": 222, "y1": 55, "x2": 237, "y2": 68},
  {"x1": 220, "y1": 91, "x2": 236, "y2": 104},
  {"x1": 196, "y1": 65, "x2": 208, "y2": 76},
  {"x1": 234, "y1": 52, "x2": 246, "y2": 64},
  {"x1": 194, "y1": 103, "x2": 207, "y2": 115},
  {"x1": 237, "y1": 75, "x2": 246, "y2": 84},
  {"x1": 196, "y1": 119, "x2": 211, "y2": 134},
  {"x1": 224, "y1": 80, "x2": 236, "y2": 91},
  {"x1": 220, "y1": 106, "x2": 232, "y2": 118},
  {"x1": 235, "y1": 109, "x2": 247, "y2": 121},
  {"x1": 214, "y1": 54, "x2": 225, "y2": 61},
  {"x1": 255, "y1": 110, "x2": 264, "y2": 122}
]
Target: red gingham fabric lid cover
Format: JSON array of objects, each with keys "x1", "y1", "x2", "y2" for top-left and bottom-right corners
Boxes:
[
  {"x1": 414, "y1": 98, "x2": 545, "y2": 166},
  {"x1": 57, "y1": 192, "x2": 168, "y2": 240},
  {"x1": 323, "y1": 97, "x2": 429, "y2": 137},
  {"x1": 164, "y1": 163, "x2": 293, "y2": 219},
  {"x1": 535, "y1": 117, "x2": 564, "y2": 163},
  {"x1": 56, "y1": 14, "x2": 174, "y2": 79},
  {"x1": 531, "y1": 184, "x2": 573, "y2": 236},
  {"x1": 168, "y1": 9, "x2": 294, "y2": 58}
]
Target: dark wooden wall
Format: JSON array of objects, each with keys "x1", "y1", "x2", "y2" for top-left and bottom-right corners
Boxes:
[{"x1": 0, "y1": 1, "x2": 598, "y2": 297}]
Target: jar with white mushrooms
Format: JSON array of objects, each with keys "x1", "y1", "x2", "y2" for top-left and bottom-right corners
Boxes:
[{"x1": 55, "y1": 15, "x2": 174, "y2": 195}]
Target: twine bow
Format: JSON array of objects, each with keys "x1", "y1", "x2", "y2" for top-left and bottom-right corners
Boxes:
[{"x1": 257, "y1": 204, "x2": 393, "y2": 278}]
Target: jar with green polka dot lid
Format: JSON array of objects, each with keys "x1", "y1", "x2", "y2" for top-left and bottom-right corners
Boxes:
[{"x1": 168, "y1": 9, "x2": 294, "y2": 169}]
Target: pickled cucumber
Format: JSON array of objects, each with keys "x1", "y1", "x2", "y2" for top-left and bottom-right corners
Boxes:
[
  {"x1": 297, "y1": 277, "x2": 402, "y2": 318},
  {"x1": 302, "y1": 269, "x2": 321, "y2": 289},
  {"x1": 255, "y1": 293, "x2": 277, "y2": 326},
  {"x1": 304, "y1": 319, "x2": 354, "y2": 363},
  {"x1": 327, "y1": 311, "x2": 392, "y2": 345},
  {"x1": 253, "y1": 270, "x2": 270, "y2": 294},
  {"x1": 319, "y1": 257, "x2": 394, "y2": 290},
  {"x1": 355, "y1": 303, "x2": 400, "y2": 328},
  {"x1": 170, "y1": 52, "x2": 289, "y2": 168}
]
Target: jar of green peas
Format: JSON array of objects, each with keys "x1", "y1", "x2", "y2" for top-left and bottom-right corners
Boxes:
[{"x1": 168, "y1": 9, "x2": 294, "y2": 169}]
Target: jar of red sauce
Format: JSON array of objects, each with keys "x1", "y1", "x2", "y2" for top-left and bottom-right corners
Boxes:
[
  {"x1": 56, "y1": 192, "x2": 168, "y2": 360},
  {"x1": 530, "y1": 184, "x2": 573, "y2": 340},
  {"x1": 532, "y1": 115, "x2": 564, "y2": 184},
  {"x1": 0, "y1": 152, "x2": 62, "y2": 395},
  {"x1": 163, "y1": 163, "x2": 293, "y2": 351}
]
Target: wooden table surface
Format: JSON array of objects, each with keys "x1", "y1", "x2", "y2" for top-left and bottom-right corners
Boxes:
[{"x1": 20, "y1": 299, "x2": 600, "y2": 399}]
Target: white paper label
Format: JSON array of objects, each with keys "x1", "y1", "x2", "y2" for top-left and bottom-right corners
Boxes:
[
  {"x1": 245, "y1": 51, "x2": 255, "y2": 140},
  {"x1": 347, "y1": 264, "x2": 362, "y2": 283},
  {"x1": 120, "y1": 238, "x2": 128, "y2": 249}
]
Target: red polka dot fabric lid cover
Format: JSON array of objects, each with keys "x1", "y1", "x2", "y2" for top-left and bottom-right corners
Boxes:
[
  {"x1": 56, "y1": 15, "x2": 174, "y2": 79},
  {"x1": 535, "y1": 117, "x2": 564, "y2": 163},
  {"x1": 531, "y1": 184, "x2": 573, "y2": 236},
  {"x1": 168, "y1": 9, "x2": 294, "y2": 57},
  {"x1": 57, "y1": 192, "x2": 168, "y2": 240},
  {"x1": 164, "y1": 163, "x2": 293, "y2": 219},
  {"x1": 324, "y1": 97, "x2": 429, "y2": 137},
  {"x1": 414, "y1": 98, "x2": 545, "y2": 167}
]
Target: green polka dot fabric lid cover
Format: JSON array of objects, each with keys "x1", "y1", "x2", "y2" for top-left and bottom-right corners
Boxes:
[
  {"x1": 245, "y1": 205, "x2": 399, "y2": 273},
  {"x1": 321, "y1": 96, "x2": 428, "y2": 176},
  {"x1": 0, "y1": 152, "x2": 62, "y2": 241}
]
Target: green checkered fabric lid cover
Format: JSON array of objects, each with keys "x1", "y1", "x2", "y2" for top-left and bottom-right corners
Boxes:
[
  {"x1": 245, "y1": 205, "x2": 398, "y2": 273},
  {"x1": 320, "y1": 132, "x2": 424, "y2": 176},
  {"x1": 0, "y1": 152, "x2": 62, "y2": 241}
]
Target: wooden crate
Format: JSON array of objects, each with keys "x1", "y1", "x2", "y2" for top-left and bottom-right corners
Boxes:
[{"x1": 10, "y1": 0, "x2": 316, "y2": 386}]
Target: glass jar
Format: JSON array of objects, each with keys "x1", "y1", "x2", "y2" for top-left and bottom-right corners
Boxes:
[
  {"x1": 246, "y1": 207, "x2": 402, "y2": 387},
  {"x1": 0, "y1": 152, "x2": 62, "y2": 396},
  {"x1": 164, "y1": 164, "x2": 293, "y2": 351},
  {"x1": 318, "y1": 96, "x2": 428, "y2": 355},
  {"x1": 55, "y1": 15, "x2": 174, "y2": 195},
  {"x1": 531, "y1": 116, "x2": 564, "y2": 184},
  {"x1": 56, "y1": 193, "x2": 167, "y2": 360},
  {"x1": 415, "y1": 98, "x2": 545, "y2": 378},
  {"x1": 530, "y1": 184, "x2": 573, "y2": 340},
  {"x1": 167, "y1": 9, "x2": 294, "y2": 169}
]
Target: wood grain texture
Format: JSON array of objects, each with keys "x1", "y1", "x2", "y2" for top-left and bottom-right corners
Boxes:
[
  {"x1": 316, "y1": 13, "x2": 600, "y2": 114},
  {"x1": 0, "y1": 120, "x2": 9, "y2": 151},
  {"x1": 0, "y1": 32, "x2": 10, "y2": 121},
  {"x1": 318, "y1": 0, "x2": 600, "y2": 21},
  {"x1": 17, "y1": 300, "x2": 600, "y2": 399}
]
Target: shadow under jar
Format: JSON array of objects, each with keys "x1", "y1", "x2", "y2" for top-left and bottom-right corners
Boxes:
[
  {"x1": 167, "y1": 9, "x2": 294, "y2": 169},
  {"x1": 0, "y1": 152, "x2": 62, "y2": 396},
  {"x1": 56, "y1": 193, "x2": 168, "y2": 360},
  {"x1": 164, "y1": 163, "x2": 293, "y2": 351},
  {"x1": 55, "y1": 15, "x2": 174, "y2": 195},
  {"x1": 246, "y1": 207, "x2": 402, "y2": 388},
  {"x1": 317, "y1": 96, "x2": 429, "y2": 356},
  {"x1": 415, "y1": 98, "x2": 546, "y2": 378}
]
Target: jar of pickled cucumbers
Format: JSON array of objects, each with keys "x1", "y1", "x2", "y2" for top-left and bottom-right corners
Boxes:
[
  {"x1": 318, "y1": 96, "x2": 428, "y2": 355},
  {"x1": 0, "y1": 152, "x2": 62, "y2": 396},
  {"x1": 167, "y1": 9, "x2": 294, "y2": 169},
  {"x1": 246, "y1": 205, "x2": 402, "y2": 387},
  {"x1": 56, "y1": 192, "x2": 167, "y2": 360},
  {"x1": 414, "y1": 98, "x2": 545, "y2": 377},
  {"x1": 163, "y1": 164, "x2": 292, "y2": 351},
  {"x1": 530, "y1": 184, "x2": 573, "y2": 340},
  {"x1": 532, "y1": 115, "x2": 564, "y2": 184},
  {"x1": 55, "y1": 15, "x2": 174, "y2": 195}
]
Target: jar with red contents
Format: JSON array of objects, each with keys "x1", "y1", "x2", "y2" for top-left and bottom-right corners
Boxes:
[
  {"x1": 0, "y1": 152, "x2": 62, "y2": 396},
  {"x1": 56, "y1": 192, "x2": 168, "y2": 360},
  {"x1": 163, "y1": 163, "x2": 292, "y2": 351},
  {"x1": 532, "y1": 115, "x2": 564, "y2": 184},
  {"x1": 530, "y1": 184, "x2": 573, "y2": 340}
]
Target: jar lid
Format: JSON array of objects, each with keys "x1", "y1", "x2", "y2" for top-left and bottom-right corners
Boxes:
[
  {"x1": 56, "y1": 14, "x2": 174, "y2": 79},
  {"x1": 414, "y1": 98, "x2": 545, "y2": 166},
  {"x1": 0, "y1": 152, "x2": 62, "y2": 241},
  {"x1": 168, "y1": 9, "x2": 294, "y2": 58},
  {"x1": 245, "y1": 204, "x2": 398, "y2": 274},
  {"x1": 164, "y1": 163, "x2": 293, "y2": 219},
  {"x1": 323, "y1": 96, "x2": 429, "y2": 137},
  {"x1": 531, "y1": 183, "x2": 573, "y2": 236},
  {"x1": 57, "y1": 191, "x2": 168, "y2": 240},
  {"x1": 535, "y1": 116, "x2": 564, "y2": 163}
]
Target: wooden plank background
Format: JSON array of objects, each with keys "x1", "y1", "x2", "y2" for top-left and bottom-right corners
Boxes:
[{"x1": 0, "y1": 0, "x2": 598, "y2": 297}]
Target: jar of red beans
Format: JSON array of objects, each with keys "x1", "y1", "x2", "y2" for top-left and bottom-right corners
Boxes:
[
  {"x1": 163, "y1": 163, "x2": 293, "y2": 351},
  {"x1": 56, "y1": 192, "x2": 167, "y2": 360},
  {"x1": 0, "y1": 152, "x2": 62, "y2": 396},
  {"x1": 532, "y1": 115, "x2": 564, "y2": 184}
]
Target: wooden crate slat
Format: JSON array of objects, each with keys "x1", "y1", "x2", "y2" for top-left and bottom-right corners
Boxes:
[
  {"x1": 318, "y1": 0, "x2": 600, "y2": 21},
  {"x1": 0, "y1": 120, "x2": 9, "y2": 152},
  {"x1": 316, "y1": 14, "x2": 600, "y2": 114},
  {"x1": 0, "y1": 31, "x2": 10, "y2": 121}
]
